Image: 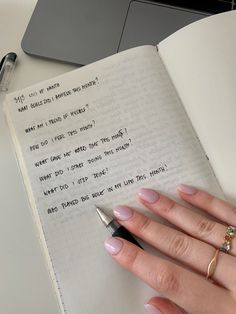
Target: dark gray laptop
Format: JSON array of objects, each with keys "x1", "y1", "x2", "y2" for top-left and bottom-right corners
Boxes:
[{"x1": 21, "y1": 0, "x2": 233, "y2": 66}]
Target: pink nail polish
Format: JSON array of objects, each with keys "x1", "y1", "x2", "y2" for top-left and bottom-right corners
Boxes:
[
  {"x1": 144, "y1": 304, "x2": 163, "y2": 314},
  {"x1": 104, "y1": 237, "x2": 123, "y2": 255},
  {"x1": 138, "y1": 188, "x2": 159, "y2": 204},
  {"x1": 178, "y1": 184, "x2": 197, "y2": 195},
  {"x1": 114, "y1": 206, "x2": 133, "y2": 221}
]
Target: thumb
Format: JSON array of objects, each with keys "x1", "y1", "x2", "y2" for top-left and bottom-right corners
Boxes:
[{"x1": 144, "y1": 297, "x2": 185, "y2": 314}]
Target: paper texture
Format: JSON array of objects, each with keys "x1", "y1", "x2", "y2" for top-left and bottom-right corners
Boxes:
[
  {"x1": 5, "y1": 46, "x2": 222, "y2": 314},
  {"x1": 158, "y1": 10, "x2": 236, "y2": 201}
]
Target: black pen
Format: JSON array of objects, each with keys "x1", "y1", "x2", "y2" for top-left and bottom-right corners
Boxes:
[{"x1": 96, "y1": 206, "x2": 143, "y2": 249}]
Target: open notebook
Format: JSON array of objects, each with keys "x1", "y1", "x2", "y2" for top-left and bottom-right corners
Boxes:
[{"x1": 4, "y1": 10, "x2": 236, "y2": 314}]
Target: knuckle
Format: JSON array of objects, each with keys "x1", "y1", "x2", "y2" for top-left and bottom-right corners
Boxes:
[
  {"x1": 202, "y1": 193, "x2": 215, "y2": 208},
  {"x1": 168, "y1": 234, "x2": 190, "y2": 258},
  {"x1": 157, "y1": 266, "x2": 179, "y2": 294},
  {"x1": 137, "y1": 216, "x2": 152, "y2": 234},
  {"x1": 231, "y1": 207, "x2": 236, "y2": 215},
  {"x1": 125, "y1": 249, "x2": 142, "y2": 272},
  {"x1": 196, "y1": 218, "x2": 216, "y2": 239},
  {"x1": 162, "y1": 199, "x2": 176, "y2": 214}
]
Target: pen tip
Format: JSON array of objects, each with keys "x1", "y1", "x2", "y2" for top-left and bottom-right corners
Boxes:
[
  {"x1": 95, "y1": 205, "x2": 113, "y2": 226},
  {"x1": 95, "y1": 206, "x2": 104, "y2": 218},
  {"x1": 95, "y1": 205, "x2": 102, "y2": 214}
]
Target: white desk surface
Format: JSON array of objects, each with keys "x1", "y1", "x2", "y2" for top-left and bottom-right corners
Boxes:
[
  {"x1": 0, "y1": 1, "x2": 75, "y2": 313},
  {"x1": 1, "y1": 2, "x2": 236, "y2": 314}
]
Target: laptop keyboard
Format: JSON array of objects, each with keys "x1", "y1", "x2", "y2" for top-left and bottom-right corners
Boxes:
[{"x1": 152, "y1": 0, "x2": 235, "y2": 14}]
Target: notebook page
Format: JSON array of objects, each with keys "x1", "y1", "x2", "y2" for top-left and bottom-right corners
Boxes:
[
  {"x1": 5, "y1": 46, "x2": 222, "y2": 314},
  {"x1": 158, "y1": 11, "x2": 236, "y2": 201}
]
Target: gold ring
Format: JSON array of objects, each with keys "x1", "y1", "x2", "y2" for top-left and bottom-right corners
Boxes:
[
  {"x1": 207, "y1": 249, "x2": 219, "y2": 280},
  {"x1": 220, "y1": 225, "x2": 235, "y2": 254}
]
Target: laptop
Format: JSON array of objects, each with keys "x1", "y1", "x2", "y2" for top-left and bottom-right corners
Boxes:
[{"x1": 21, "y1": 0, "x2": 235, "y2": 66}]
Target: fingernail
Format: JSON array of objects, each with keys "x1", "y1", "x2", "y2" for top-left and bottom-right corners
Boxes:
[
  {"x1": 104, "y1": 237, "x2": 123, "y2": 255},
  {"x1": 138, "y1": 188, "x2": 159, "y2": 204},
  {"x1": 178, "y1": 184, "x2": 197, "y2": 195},
  {"x1": 144, "y1": 304, "x2": 163, "y2": 314},
  {"x1": 114, "y1": 205, "x2": 133, "y2": 221}
]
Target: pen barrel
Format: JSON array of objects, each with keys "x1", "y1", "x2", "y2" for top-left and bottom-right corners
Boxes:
[{"x1": 112, "y1": 226, "x2": 143, "y2": 249}]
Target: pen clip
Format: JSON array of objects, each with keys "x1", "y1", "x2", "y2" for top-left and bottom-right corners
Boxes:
[
  {"x1": 0, "y1": 52, "x2": 17, "y2": 92},
  {"x1": 0, "y1": 55, "x2": 6, "y2": 77},
  {"x1": 0, "y1": 56, "x2": 6, "y2": 71}
]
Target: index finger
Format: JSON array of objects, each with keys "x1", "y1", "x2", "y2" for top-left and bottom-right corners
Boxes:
[{"x1": 104, "y1": 237, "x2": 233, "y2": 314}]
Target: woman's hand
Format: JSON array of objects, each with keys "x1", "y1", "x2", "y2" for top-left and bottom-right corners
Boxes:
[{"x1": 104, "y1": 184, "x2": 236, "y2": 314}]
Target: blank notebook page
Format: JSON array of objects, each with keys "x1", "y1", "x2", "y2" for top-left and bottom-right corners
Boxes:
[{"x1": 159, "y1": 10, "x2": 236, "y2": 201}]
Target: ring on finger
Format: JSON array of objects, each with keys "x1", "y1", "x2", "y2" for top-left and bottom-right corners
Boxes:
[
  {"x1": 207, "y1": 249, "x2": 220, "y2": 281},
  {"x1": 220, "y1": 226, "x2": 235, "y2": 254}
]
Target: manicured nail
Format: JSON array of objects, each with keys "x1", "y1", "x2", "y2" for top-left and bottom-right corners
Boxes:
[
  {"x1": 113, "y1": 205, "x2": 133, "y2": 221},
  {"x1": 178, "y1": 184, "x2": 197, "y2": 195},
  {"x1": 144, "y1": 304, "x2": 163, "y2": 314},
  {"x1": 138, "y1": 188, "x2": 159, "y2": 204},
  {"x1": 104, "y1": 237, "x2": 123, "y2": 255}
]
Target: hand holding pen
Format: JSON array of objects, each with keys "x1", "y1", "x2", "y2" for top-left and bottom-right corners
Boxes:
[
  {"x1": 99, "y1": 186, "x2": 236, "y2": 314},
  {"x1": 96, "y1": 206, "x2": 142, "y2": 249}
]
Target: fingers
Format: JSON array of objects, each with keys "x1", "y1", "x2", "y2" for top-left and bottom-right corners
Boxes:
[
  {"x1": 145, "y1": 297, "x2": 184, "y2": 314},
  {"x1": 177, "y1": 184, "x2": 236, "y2": 228},
  {"x1": 137, "y1": 187, "x2": 236, "y2": 257},
  {"x1": 104, "y1": 237, "x2": 234, "y2": 314},
  {"x1": 113, "y1": 205, "x2": 236, "y2": 289}
]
